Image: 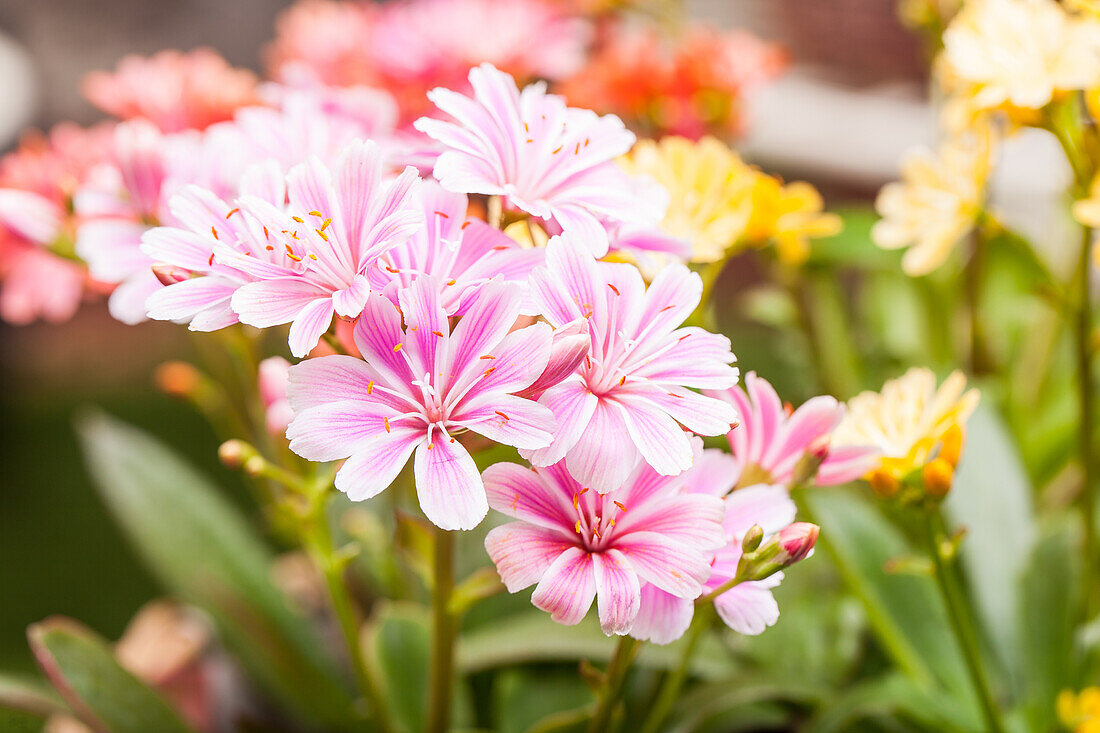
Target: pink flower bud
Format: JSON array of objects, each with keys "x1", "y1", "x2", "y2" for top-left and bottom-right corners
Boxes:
[
  {"x1": 778, "y1": 522, "x2": 819, "y2": 564},
  {"x1": 152, "y1": 264, "x2": 189, "y2": 286},
  {"x1": 258, "y1": 356, "x2": 293, "y2": 435}
]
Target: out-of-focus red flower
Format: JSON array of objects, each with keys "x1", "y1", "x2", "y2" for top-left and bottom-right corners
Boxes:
[
  {"x1": 559, "y1": 24, "x2": 787, "y2": 140},
  {"x1": 83, "y1": 48, "x2": 260, "y2": 133},
  {"x1": 266, "y1": 0, "x2": 384, "y2": 89}
]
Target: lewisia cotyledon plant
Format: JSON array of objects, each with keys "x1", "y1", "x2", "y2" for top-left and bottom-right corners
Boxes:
[
  {"x1": 285, "y1": 276, "x2": 557, "y2": 530},
  {"x1": 414, "y1": 63, "x2": 652, "y2": 256},
  {"x1": 483, "y1": 445, "x2": 726, "y2": 635},
  {"x1": 521, "y1": 233, "x2": 739, "y2": 492}
]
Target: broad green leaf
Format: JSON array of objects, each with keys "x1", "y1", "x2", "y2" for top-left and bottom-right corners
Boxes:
[
  {"x1": 457, "y1": 612, "x2": 736, "y2": 679},
  {"x1": 365, "y1": 602, "x2": 431, "y2": 733},
  {"x1": 0, "y1": 708, "x2": 51, "y2": 732},
  {"x1": 76, "y1": 412, "x2": 360, "y2": 730},
  {"x1": 0, "y1": 672, "x2": 66, "y2": 718},
  {"x1": 28, "y1": 618, "x2": 194, "y2": 733},
  {"x1": 493, "y1": 669, "x2": 593, "y2": 733},
  {"x1": 946, "y1": 404, "x2": 1035, "y2": 684},
  {"x1": 1017, "y1": 519, "x2": 1082, "y2": 731},
  {"x1": 665, "y1": 675, "x2": 825, "y2": 733},
  {"x1": 804, "y1": 672, "x2": 979, "y2": 733},
  {"x1": 799, "y1": 489, "x2": 972, "y2": 702}
]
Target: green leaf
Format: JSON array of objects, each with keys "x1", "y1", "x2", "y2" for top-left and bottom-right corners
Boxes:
[
  {"x1": 457, "y1": 612, "x2": 735, "y2": 679},
  {"x1": 76, "y1": 411, "x2": 360, "y2": 730},
  {"x1": 665, "y1": 674, "x2": 826, "y2": 733},
  {"x1": 0, "y1": 672, "x2": 66, "y2": 718},
  {"x1": 493, "y1": 669, "x2": 593, "y2": 733},
  {"x1": 365, "y1": 602, "x2": 431, "y2": 733},
  {"x1": 946, "y1": 404, "x2": 1036, "y2": 683},
  {"x1": 28, "y1": 618, "x2": 195, "y2": 733},
  {"x1": 804, "y1": 672, "x2": 979, "y2": 733},
  {"x1": 798, "y1": 490, "x2": 972, "y2": 700},
  {"x1": 1017, "y1": 519, "x2": 1082, "y2": 731}
]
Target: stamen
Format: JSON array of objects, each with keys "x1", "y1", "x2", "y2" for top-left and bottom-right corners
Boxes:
[
  {"x1": 667, "y1": 392, "x2": 684, "y2": 398},
  {"x1": 265, "y1": 245, "x2": 274, "y2": 251},
  {"x1": 432, "y1": 330, "x2": 444, "y2": 337},
  {"x1": 434, "y1": 210, "x2": 450, "y2": 218},
  {"x1": 494, "y1": 410, "x2": 509, "y2": 420},
  {"x1": 286, "y1": 252, "x2": 302, "y2": 262},
  {"x1": 210, "y1": 226, "x2": 219, "y2": 240},
  {"x1": 383, "y1": 417, "x2": 391, "y2": 433},
  {"x1": 619, "y1": 375, "x2": 626, "y2": 386},
  {"x1": 367, "y1": 380, "x2": 374, "y2": 395},
  {"x1": 608, "y1": 283, "x2": 620, "y2": 295},
  {"x1": 574, "y1": 520, "x2": 582, "y2": 534},
  {"x1": 393, "y1": 343, "x2": 403, "y2": 352},
  {"x1": 573, "y1": 492, "x2": 580, "y2": 510},
  {"x1": 574, "y1": 142, "x2": 580, "y2": 155},
  {"x1": 225, "y1": 207, "x2": 239, "y2": 219},
  {"x1": 613, "y1": 500, "x2": 627, "y2": 512},
  {"x1": 479, "y1": 355, "x2": 495, "y2": 360},
  {"x1": 446, "y1": 279, "x2": 456, "y2": 286},
  {"x1": 461, "y1": 221, "x2": 471, "y2": 230},
  {"x1": 482, "y1": 367, "x2": 496, "y2": 377},
  {"x1": 291, "y1": 215, "x2": 305, "y2": 223},
  {"x1": 385, "y1": 266, "x2": 400, "y2": 273},
  {"x1": 320, "y1": 218, "x2": 332, "y2": 231},
  {"x1": 315, "y1": 228, "x2": 328, "y2": 242},
  {"x1": 207, "y1": 253, "x2": 215, "y2": 266},
  {"x1": 592, "y1": 527, "x2": 601, "y2": 539},
  {"x1": 263, "y1": 226, "x2": 270, "y2": 239},
  {"x1": 308, "y1": 210, "x2": 322, "y2": 217},
  {"x1": 552, "y1": 145, "x2": 562, "y2": 154},
  {"x1": 308, "y1": 253, "x2": 318, "y2": 260},
  {"x1": 659, "y1": 305, "x2": 675, "y2": 312}
]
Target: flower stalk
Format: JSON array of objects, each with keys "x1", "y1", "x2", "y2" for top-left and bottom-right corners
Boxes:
[
  {"x1": 639, "y1": 607, "x2": 711, "y2": 733},
  {"x1": 427, "y1": 527, "x2": 457, "y2": 733},
  {"x1": 587, "y1": 636, "x2": 641, "y2": 733}
]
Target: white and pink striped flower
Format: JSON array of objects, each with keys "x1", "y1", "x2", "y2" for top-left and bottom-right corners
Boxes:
[
  {"x1": 521, "y1": 234, "x2": 739, "y2": 493},
  {"x1": 483, "y1": 447, "x2": 726, "y2": 635},
  {"x1": 285, "y1": 276, "x2": 556, "y2": 530},
  {"x1": 712, "y1": 372, "x2": 880, "y2": 488},
  {"x1": 415, "y1": 64, "x2": 653, "y2": 256}
]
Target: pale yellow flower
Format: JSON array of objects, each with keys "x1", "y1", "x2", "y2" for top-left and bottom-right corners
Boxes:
[
  {"x1": 1071, "y1": 174, "x2": 1100, "y2": 266},
  {"x1": 832, "y1": 368, "x2": 980, "y2": 479},
  {"x1": 619, "y1": 136, "x2": 757, "y2": 263},
  {"x1": 942, "y1": 0, "x2": 1100, "y2": 112},
  {"x1": 872, "y1": 125, "x2": 994, "y2": 275},
  {"x1": 1059, "y1": 687, "x2": 1100, "y2": 732},
  {"x1": 743, "y1": 176, "x2": 842, "y2": 265},
  {"x1": 1068, "y1": 0, "x2": 1100, "y2": 19}
]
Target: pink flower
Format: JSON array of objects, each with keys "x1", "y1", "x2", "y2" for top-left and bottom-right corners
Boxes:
[
  {"x1": 522, "y1": 234, "x2": 738, "y2": 492},
  {"x1": 259, "y1": 356, "x2": 294, "y2": 435},
  {"x1": 83, "y1": 49, "x2": 259, "y2": 133},
  {"x1": 74, "y1": 120, "x2": 170, "y2": 325},
  {"x1": 373, "y1": 181, "x2": 543, "y2": 314},
  {"x1": 285, "y1": 276, "x2": 556, "y2": 530},
  {"x1": 414, "y1": 64, "x2": 651, "y2": 256},
  {"x1": 629, "y1": 451, "x2": 801, "y2": 643},
  {"x1": 711, "y1": 372, "x2": 880, "y2": 488},
  {"x1": 483, "y1": 445, "x2": 726, "y2": 635},
  {"x1": 265, "y1": 0, "x2": 382, "y2": 89},
  {"x1": 218, "y1": 140, "x2": 423, "y2": 357},
  {"x1": 0, "y1": 247, "x2": 86, "y2": 325}
]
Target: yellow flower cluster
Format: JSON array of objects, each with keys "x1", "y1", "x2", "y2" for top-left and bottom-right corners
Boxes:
[
  {"x1": 872, "y1": 123, "x2": 995, "y2": 275},
  {"x1": 1059, "y1": 687, "x2": 1100, "y2": 733},
  {"x1": 832, "y1": 368, "x2": 980, "y2": 482},
  {"x1": 621, "y1": 135, "x2": 840, "y2": 266}
]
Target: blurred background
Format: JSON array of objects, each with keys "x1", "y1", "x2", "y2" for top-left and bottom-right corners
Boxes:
[{"x1": 0, "y1": 0, "x2": 1065, "y2": 676}]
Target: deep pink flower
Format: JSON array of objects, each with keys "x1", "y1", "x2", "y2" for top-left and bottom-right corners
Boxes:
[
  {"x1": 483, "y1": 446, "x2": 725, "y2": 635},
  {"x1": 83, "y1": 48, "x2": 259, "y2": 133},
  {"x1": 415, "y1": 64, "x2": 651, "y2": 256},
  {"x1": 218, "y1": 140, "x2": 423, "y2": 357},
  {"x1": 711, "y1": 372, "x2": 880, "y2": 488},
  {"x1": 286, "y1": 276, "x2": 556, "y2": 530},
  {"x1": 74, "y1": 120, "x2": 170, "y2": 325},
  {"x1": 630, "y1": 451, "x2": 801, "y2": 643},
  {"x1": 0, "y1": 246, "x2": 86, "y2": 325},
  {"x1": 373, "y1": 181, "x2": 543, "y2": 314},
  {"x1": 522, "y1": 234, "x2": 738, "y2": 492}
]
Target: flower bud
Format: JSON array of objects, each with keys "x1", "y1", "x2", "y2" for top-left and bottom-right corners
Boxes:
[
  {"x1": 777, "y1": 522, "x2": 818, "y2": 564},
  {"x1": 152, "y1": 264, "x2": 190, "y2": 286},
  {"x1": 922, "y1": 458, "x2": 954, "y2": 499},
  {"x1": 218, "y1": 439, "x2": 255, "y2": 470},
  {"x1": 154, "y1": 361, "x2": 202, "y2": 399},
  {"x1": 741, "y1": 524, "x2": 764, "y2": 553},
  {"x1": 868, "y1": 468, "x2": 901, "y2": 498},
  {"x1": 789, "y1": 440, "x2": 828, "y2": 487},
  {"x1": 938, "y1": 424, "x2": 964, "y2": 468}
]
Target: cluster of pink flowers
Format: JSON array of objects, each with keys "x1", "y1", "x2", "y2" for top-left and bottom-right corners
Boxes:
[{"x1": 0, "y1": 1, "x2": 842, "y2": 645}]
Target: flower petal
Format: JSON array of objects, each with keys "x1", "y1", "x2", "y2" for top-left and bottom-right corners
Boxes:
[
  {"x1": 591, "y1": 549, "x2": 641, "y2": 635},
  {"x1": 531, "y1": 546, "x2": 596, "y2": 626},
  {"x1": 414, "y1": 434, "x2": 488, "y2": 530},
  {"x1": 485, "y1": 522, "x2": 573, "y2": 592},
  {"x1": 523, "y1": 377, "x2": 598, "y2": 467},
  {"x1": 456, "y1": 394, "x2": 556, "y2": 450},
  {"x1": 630, "y1": 585, "x2": 694, "y2": 645},
  {"x1": 611, "y1": 531, "x2": 709, "y2": 599},
  {"x1": 287, "y1": 399, "x2": 392, "y2": 462},
  {"x1": 564, "y1": 396, "x2": 640, "y2": 493},
  {"x1": 336, "y1": 429, "x2": 422, "y2": 502},
  {"x1": 483, "y1": 462, "x2": 576, "y2": 535},
  {"x1": 713, "y1": 580, "x2": 781, "y2": 636}
]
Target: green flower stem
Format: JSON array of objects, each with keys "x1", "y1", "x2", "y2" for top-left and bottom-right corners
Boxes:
[
  {"x1": 966, "y1": 229, "x2": 993, "y2": 375},
  {"x1": 302, "y1": 487, "x2": 395, "y2": 733},
  {"x1": 426, "y1": 527, "x2": 457, "y2": 733},
  {"x1": 587, "y1": 636, "x2": 642, "y2": 733},
  {"x1": 1075, "y1": 225, "x2": 1099, "y2": 615},
  {"x1": 794, "y1": 493, "x2": 935, "y2": 689},
  {"x1": 639, "y1": 606, "x2": 712, "y2": 733},
  {"x1": 923, "y1": 510, "x2": 1006, "y2": 733}
]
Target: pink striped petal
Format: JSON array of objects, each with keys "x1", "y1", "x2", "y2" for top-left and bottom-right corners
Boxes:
[
  {"x1": 817, "y1": 445, "x2": 880, "y2": 486},
  {"x1": 414, "y1": 434, "x2": 487, "y2": 530},
  {"x1": 353, "y1": 293, "x2": 415, "y2": 386},
  {"x1": 231, "y1": 278, "x2": 327, "y2": 328},
  {"x1": 485, "y1": 522, "x2": 573, "y2": 592},
  {"x1": 550, "y1": 204, "x2": 608, "y2": 257},
  {"x1": 629, "y1": 385, "x2": 738, "y2": 437},
  {"x1": 140, "y1": 227, "x2": 215, "y2": 272},
  {"x1": 633, "y1": 264, "x2": 702, "y2": 340},
  {"x1": 612, "y1": 493, "x2": 726, "y2": 551},
  {"x1": 630, "y1": 585, "x2": 694, "y2": 645},
  {"x1": 288, "y1": 354, "x2": 385, "y2": 411},
  {"x1": 531, "y1": 546, "x2": 596, "y2": 626},
  {"x1": 287, "y1": 399, "x2": 393, "y2": 462},
  {"x1": 636, "y1": 329, "x2": 738, "y2": 389},
  {"x1": 455, "y1": 394, "x2": 556, "y2": 450},
  {"x1": 592, "y1": 550, "x2": 641, "y2": 635},
  {"x1": 723, "y1": 484, "x2": 796, "y2": 539},
  {"x1": 288, "y1": 297, "x2": 336, "y2": 358},
  {"x1": 483, "y1": 462, "x2": 576, "y2": 535},
  {"x1": 522, "y1": 319, "x2": 589, "y2": 398},
  {"x1": 444, "y1": 279, "x2": 523, "y2": 392},
  {"x1": 745, "y1": 373, "x2": 783, "y2": 465},
  {"x1": 460, "y1": 322, "x2": 552, "y2": 398},
  {"x1": 145, "y1": 276, "x2": 236, "y2": 325},
  {"x1": 681, "y1": 449, "x2": 740, "y2": 498},
  {"x1": 0, "y1": 190, "x2": 62, "y2": 244},
  {"x1": 336, "y1": 428, "x2": 422, "y2": 501},
  {"x1": 107, "y1": 271, "x2": 160, "y2": 325},
  {"x1": 331, "y1": 274, "x2": 371, "y2": 319},
  {"x1": 614, "y1": 395, "x2": 694, "y2": 478},
  {"x1": 613, "y1": 531, "x2": 709, "y2": 598},
  {"x1": 523, "y1": 377, "x2": 598, "y2": 467},
  {"x1": 713, "y1": 578, "x2": 781, "y2": 636},
  {"x1": 564, "y1": 396, "x2": 639, "y2": 493},
  {"x1": 397, "y1": 275, "x2": 449, "y2": 378}
]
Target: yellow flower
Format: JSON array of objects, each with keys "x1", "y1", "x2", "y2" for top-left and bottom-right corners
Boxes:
[
  {"x1": 743, "y1": 175, "x2": 842, "y2": 265},
  {"x1": 1068, "y1": 0, "x2": 1100, "y2": 18},
  {"x1": 872, "y1": 124, "x2": 994, "y2": 275},
  {"x1": 832, "y1": 368, "x2": 980, "y2": 480},
  {"x1": 942, "y1": 0, "x2": 1100, "y2": 112},
  {"x1": 619, "y1": 136, "x2": 757, "y2": 264},
  {"x1": 1059, "y1": 687, "x2": 1100, "y2": 731},
  {"x1": 1071, "y1": 175, "x2": 1100, "y2": 266}
]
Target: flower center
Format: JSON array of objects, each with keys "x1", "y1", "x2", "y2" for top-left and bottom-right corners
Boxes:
[{"x1": 571, "y1": 489, "x2": 628, "y2": 551}]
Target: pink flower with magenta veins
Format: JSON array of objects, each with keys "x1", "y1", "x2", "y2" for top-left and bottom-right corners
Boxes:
[
  {"x1": 483, "y1": 448, "x2": 726, "y2": 635},
  {"x1": 522, "y1": 234, "x2": 739, "y2": 493},
  {"x1": 415, "y1": 63, "x2": 653, "y2": 256},
  {"x1": 712, "y1": 371, "x2": 879, "y2": 489},
  {"x1": 285, "y1": 276, "x2": 557, "y2": 530}
]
